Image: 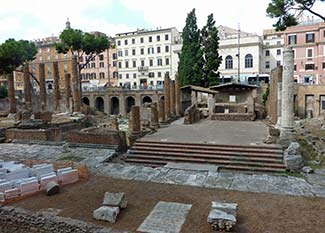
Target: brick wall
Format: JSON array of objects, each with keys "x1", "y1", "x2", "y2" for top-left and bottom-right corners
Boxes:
[
  {"x1": 211, "y1": 113, "x2": 255, "y2": 121},
  {"x1": 6, "y1": 128, "x2": 62, "y2": 141}
]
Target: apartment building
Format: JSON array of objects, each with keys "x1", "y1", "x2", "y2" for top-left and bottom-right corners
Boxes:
[
  {"x1": 114, "y1": 27, "x2": 181, "y2": 89},
  {"x1": 262, "y1": 29, "x2": 284, "y2": 73},
  {"x1": 217, "y1": 26, "x2": 266, "y2": 84}
]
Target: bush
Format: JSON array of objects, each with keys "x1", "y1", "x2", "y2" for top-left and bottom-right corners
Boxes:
[{"x1": 0, "y1": 86, "x2": 8, "y2": 99}]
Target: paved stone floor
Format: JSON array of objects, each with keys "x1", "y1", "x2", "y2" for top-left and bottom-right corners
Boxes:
[
  {"x1": 137, "y1": 201, "x2": 192, "y2": 233},
  {"x1": 1, "y1": 143, "x2": 325, "y2": 198},
  {"x1": 141, "y1": 118, "x2": 269, "y2": 145}
]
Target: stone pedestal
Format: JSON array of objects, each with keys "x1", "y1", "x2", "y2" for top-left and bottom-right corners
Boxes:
[
  {"x1": 280, "y1": 48, "x2": 295, "y2": 144},
  {"x1": 23, "y1": 63, "x2": 32, "y2": 111},
  {"x1": 7, "y1": 73, "x2": 16, "y2": 114},
  {"x1": 71, "y1": 57, "x2": 80, "y2": 112},
  {"x1": 53, "y1": 61, "x2": 60, "y2": 112},
  {"x1": 170, "y1": 80, "x2": 176, "y2": 117},
  {"x1": 130, "y1": 106, "x2": 141, "y2": 134},
  {"x1": 164, "y1": 73, "x2": 171, "y2": 120},
  {"x1": 64, "y1": 73, "x2": 71, "y2": 112},
  {"x1": 159, "y1": 99, "x2": 166, "y2": 122},
  {"x1": 175, "y1": 74, "x2": 181, "y2": 117},
  {"x1": 39, "y1": 63, "x2": 47, "y2": 112},
  {"x1": 151, "y1": 102, "x2": 159, "y2": 129}
]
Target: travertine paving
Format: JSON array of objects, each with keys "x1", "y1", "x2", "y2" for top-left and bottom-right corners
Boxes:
[{"x1": 137, "y1": 201, "x2": 192, "y2": 233}]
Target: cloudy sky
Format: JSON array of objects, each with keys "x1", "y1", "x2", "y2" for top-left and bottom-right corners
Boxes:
[{"x1": 0, "y1": 0, "x2": 324, "y2": 42}]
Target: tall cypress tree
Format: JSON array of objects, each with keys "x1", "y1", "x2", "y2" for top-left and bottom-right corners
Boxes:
[
  {"x1": 178, "y1": 9, "x2": 203, "y2": 87},
  {"x1": 201, "y1": 14, "x2": 222, "y2": 87}
]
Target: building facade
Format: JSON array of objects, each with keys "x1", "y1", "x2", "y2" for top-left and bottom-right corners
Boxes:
[
  {"x1": 217, "y1": 26, "x2": 265, "y2": 84},
  {"x1": 114, "y1": 27, "x2": 181, "y2": 89}
]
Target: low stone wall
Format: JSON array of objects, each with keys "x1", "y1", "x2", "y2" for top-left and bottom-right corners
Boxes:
[
  {"x1": 210, "y1": 113, "x2": 255, "y2": 121},
  {"x1": 64, "y1": 130, "x2": 127, "y2": 152},
  {"x1": 0, "y1": 206, "x2": 114, "y2": 233},
  {"x1": 6, "y1": 128, "x2": 62, "y2": 141},
  {"x1": 184, "y1": 103, "x2": 200, "y2": 124}
]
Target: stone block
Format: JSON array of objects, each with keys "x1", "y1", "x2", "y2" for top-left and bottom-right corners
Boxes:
[
  {"x1": 19, "y1": 179, "x2": 40, "y2": 196},
  {"x1": 93, "y1": 206, "x2": 120, "y2": 223},
  {"x1": 284, "y1": 154, "x2": 304, "y2": 171},
  {"x1": 45, "y1": 181, "x2": 60, "y2": 196},
  {"x1": 31, "y1": 164, "x2": 54, "y2": 178},
  {"x1": 302, "y1": 166, "x2": 314, "y2": 174},
  {"x1": 4, "y1": 187, "x2": 20, "y2": 199},
  {"x1": 5, "y1": 168, "x2": 30, "y2": 181},
  {"x1": 285, "y1": 142, "x2": 300, "y2": 156},
  {"x1": 0, "y1": 181, "x2": 13, "y2": 192},
  {"x1": 102, "y1": 192, "x2": 127, "y2": 209},
  {"x1": 211, "y1": 202, "x2": 238, "y2": 217},
  {"x1": 60, "y1": 169, "x2": 79, "y2": 185},
  {"x1": 0, "y1": 192, "x2": 4, "y2": 202},
  {"x1": 40, "y1": 174, "x2": 59, "y2": 190}
]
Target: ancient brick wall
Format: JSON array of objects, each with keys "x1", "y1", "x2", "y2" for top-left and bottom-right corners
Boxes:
[
  {"x1": 211, "y1": 113, "x2": 255, "y2": 121},
  {"x1": 6, "y1": 128, "x2": 62, "y2": 141}
]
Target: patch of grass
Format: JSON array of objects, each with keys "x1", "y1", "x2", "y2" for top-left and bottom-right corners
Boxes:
[
  {"x1": 57, "y1": 154, "x2": 84, "y2": 162},
  {"x1": 285, "y1": 170, "x2": 303, "y2": 178}
]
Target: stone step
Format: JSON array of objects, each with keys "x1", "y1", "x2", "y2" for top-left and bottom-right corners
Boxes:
[
  {"x1": 131, "y1": 146, "x2": 283, "y2": 159},
  {"x1": 128, "y1": 150, "x2": 284, "y2": 163},
  {"x1": 134, "y1": 141, "x2": 283, "y2": 154},
  {"x1": 125, "y1": 154, "x2": 286, "y2": 169}
]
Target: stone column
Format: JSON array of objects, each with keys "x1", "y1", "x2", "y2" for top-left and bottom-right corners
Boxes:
[
  {"x1": 53, "y1": 61, "x2": 60, "y2": 112},
  {"x1": 191, "y1": 91, "x2": 197, "y2": 104},
  {"x1": 164, "y1": 73, "x2": 171, "y2": 120},
  {"x1": 71, "y1": 57, "x2": 80, "y2": 112},
  {"x1": 208, "y1": 96, "x2": 215, "y2": 114},
  {"x1": 151, "y1": 102, "x2": 159, "y2": 129},
  {"x1": 7, "y1": 73, "x2": 16, "y2": 114},
  {"x1": 175, "y1": 74, "x2": 181, "y2": 117},
  {"x1": 280, "y1": 47, "x2": 295, "y2": 141},
  {"x1": 159, "y1": 99, "x2": 166, "y2": 122},
  {"x1": 23, "y1": 63, "x2": 32, "y2": 111},
  {"x1": 39, "y1": 63, "x2": 47, "y2": 112},
  {"x1": 170, "y1": 80, "x2": 176, "y2": 117},
  {"x1": 130, "y1": 105, "x2": 141, "y2": 134},
  {"x1": 64, "y1": 73, "x2": 71, "y2": 112}
]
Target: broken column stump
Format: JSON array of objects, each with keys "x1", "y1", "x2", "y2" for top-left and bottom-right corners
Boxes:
[
  {"x1": 207, "y1": 202, "x2": 238, "y2": 232},
  {"x1": 45, "y1": 181, "x2": 60, "y2": 196}
]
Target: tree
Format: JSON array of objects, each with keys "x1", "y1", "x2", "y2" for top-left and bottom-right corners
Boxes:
[
  {"x1": 0, "y1": 86, "x2": 8, "y2": 99},
  {"x1": 55, "y1": 28, "x2": 110, "y2": 75},
  {"x1": 201, "y1": 14, "x2": 222, "y2": 87},
  {"x1": 267, "y1": 0, "x2": 325, "y2": 31},
  {"x1": 178, "y1": 9, "x2": 203, "y2": 86}
]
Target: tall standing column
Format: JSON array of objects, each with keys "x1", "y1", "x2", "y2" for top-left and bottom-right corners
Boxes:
[
  {"x1": 7, "y1": 73, "x2": 16, "y2": 114},
  {"x1": 39, "y1": 63, "x2": 47, "y2": 112},
  {"x1": 53, "y1": 61, "x2": 61, "y2": 112},
  {"x1": 280, "y1": 47, "x2": 295, "y2": 141},
  {"x1": 170, "y1": 80, "x2": 176, "y2": 117},
  {"x1": 71, "y1": 57, "x2": 80, "y2": 112},
  {"x1": 151, "y1": 102, "x2": 159, "y2": 129},
  {"x1": 23, "y1": 63, "x2": 32, "y2": 111},
  {"x1": 164, "y1": 73, "x2": 171, "y2": 120},
  {"x1": 64, "y1": 73, "x2": 71, "y2": 112},
  {"x1": 130, "y1": 106, "x2": 141, "y2": 134},
  {"x1": 175, "y1": 74, "x2": 181, "y2": 117},
  {"x1": 159, "y1": 99, "x2": 166, "y2": 122}
]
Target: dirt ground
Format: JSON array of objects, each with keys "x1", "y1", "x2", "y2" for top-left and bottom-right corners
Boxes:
[{"x1": 10, "y1": 175, "x2": 325, "y2": 233}]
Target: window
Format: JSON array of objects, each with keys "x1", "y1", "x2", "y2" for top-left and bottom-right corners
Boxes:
[
  {"x1": 119, "y1": 74, "x2": 122, "y2": 79},
  {"x1": 99, "y1": 62, "x2": 104, "y2": 68},
  {"x1": 165, "y1": 34, "x2": 169, "y2": 40},
  {"x1": 118, "y1": 62, "x2": 122, "y2": 68},
  {"x1": 125, "y1": 49, "x2": 128, "y2": 56},
  {"x1": 141, "y1": 60, "x2": 145, "y2": 66},
  {"x1": 81, "y1": 74, "x2": 85, "y2": 80},
  {"x1": 148, "y1": 47, "x2": 154, "y2": 54},
  {"x1": 140, "y1": 37, "x2": 144, "y2": 43},
  {"x1": 165, "y1": 45, "x2": 169, "y2": 53},
  {"x1": 39, "y1": 55, "x2": 43, "y2": 61},
  {"x1": 47, "y1": 55, "x2": 51, "y2": 60},
  {"x1": 265, "y1": 61, "x2": 270, "y2": 69},
  {"x1": 126, "y1": 73, "x2": 129, "y2": 79},
  {"x1": 141, "y1": 48, "x2": 144, "y2": 55},
  {"x1": 132, "y1": 38, "x2": 135, "y2": 44},
  {"x1": 305, "y1": 63, "x2": 315, "y2": 70},
  {"x1": 245, "y1": 54, "x2": 253, "y2": 68},
  {"x1": 158, "y1": 72, "x2": 162, "y2": 77},
  {"x1": 294, "y1": 64, "x2": 297, "y2": 71},
  {"x1": 149, "y1": 59, "x2": 153, "y2": 66},
  {"x1": 113, "y1": 53, "x2": 117, "y2": 59},
  {"x1": 225, "y1": 55, "x2": 233, "y2": 69},
  {"x1": 118, "y1": 50, "x2": 123, "y2": 57},
  {"x1": 99, "y1": 72, "x2": 105, "y2": 79},
  {"x1": 46, "y1": 47, "x2": 50, "y2": 52},
  {"x1": 157, "y1": 46, "x2": 161, "y2": 53},
  {"x1": 288, "y1": 35, "x2": 297, "y2": 45},
  {"x1": 149, "y1": 36, "x2": 152, "y2": 42},
  {"x1": 133, "y1": 60, "x2": 136, "y2": 68},
  {"x1": 124, "y1": 39, "x2": 128, "y2": 45},
  {"x1": 125, "y1": 61, "x2": 129, "y2": 68},
  {"x1": 113, "y1": 61, "x2": 117, "y2": 67},
  {"x1": 113, "y1": 72, "x2": 118, "y2": 78},
  {"x1": 149, "y1": 72, "x2": 155, "y2": 78},
  {"x1": 157, "y1": 35, "x2": 160, "y2": 41},
  {"x1": 92, "y1": 73, "x2": 96, "y2": 79},
  {"x1": 91, "y1": 63, "x2": 96, "y2": 68},
  {"x1": 306, "y1": 33, "x2": 315, "y2": 43},
  {"x1": 277, "y1": 41, "x2": 281, "y2": 45},
  {"x1": 165, "y1": 58, "x2": 170, "y2": 65},
  {"x1": 86, "y1": 73, "x2": 90, "y2": 79},
  {"x1": 265, "y1": 42, "x2": 270, "y2": 46},
  {"x1": 132, "y1": 49, "x2": 136, "y2": 55},
  {"x1": 117, "y1": 40, "x2": 121, "y2": 46},
  {"x1": 157, "y1": 58, "x2": 162, "y2": 66},
  {"x1": 99, "y1": 54, "x2": 104, "y2": 60},
  {"x1": 265, "y1": 50, "x2": 270, "y2": 56},
  {"x1": 323, "y1": 62, "x2": 325, "y2": 69},
  {"x1": 277, "y1": 49, "x2": 281, "y2": 55},
  {"x1": 133, "y1": 73, "x2": 137, "y2": 79},
  {"x1": 307, "y1": 48, "x2": 313, "y2": 58},
  {"x1": 276, "y1": 60, "x2": 281, "y2": 66}
]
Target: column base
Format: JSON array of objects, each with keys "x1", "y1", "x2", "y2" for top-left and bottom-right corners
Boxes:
[{"x1": 279, "y1": 127, "x2": 296, "y2": 147}]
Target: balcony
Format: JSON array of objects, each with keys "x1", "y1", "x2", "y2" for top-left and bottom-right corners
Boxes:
[{"x1": 138, "y1": 66, "x2": 149, "y2": 72}]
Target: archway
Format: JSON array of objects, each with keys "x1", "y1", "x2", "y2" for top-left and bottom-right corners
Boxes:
[
  {"x1": 82, "y1": 97, "x2": 90, "y2": 106},
  {"x1": 126, "y1": 96, "x2": 135, "y2": 113},
  {"x1": 95, "y1": 97, "x2": 104, "y2": 112},
  {"x1": 111, "y1": 97, "x2": 119, "y2": 115},
  {"x1": 142, "y1": 96, "x2": 152, "y2": 104}
]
